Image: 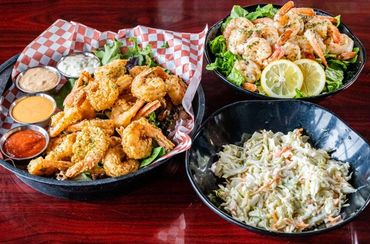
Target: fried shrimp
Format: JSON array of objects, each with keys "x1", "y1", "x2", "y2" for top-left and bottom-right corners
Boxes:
[
  {"x1": 102, "y1": 138, "x2": 139, "y2": 177},
  {"x1": 85, "y1": 78, "x2": 120, "y2": 111},
  {"x1": 28, "y1": 157, "x2": 73, "y2": 176},
  {"x1": 49, "y1": 91, "x2": 95, "y2": 137},
  {"x1": 165, "y1": 75, "x2": 187, "y2": 105},
  {"x1": 110, "y1": 97, "x2": 145, "y2": 127},
  {"x1": 129, "y1": 66, "x2": 150, "y2": 78},
  {"x1": 116, "y1": 74, "x2": 133, "y2": 93},
  {"x1": 131, "y1": 67, "x2": 168, "y2": 102},
  {"x1": 94, "y1": 59, "x2": 128, "y2": 81},
  {"x1": 134, "y1": 100, "x2": 161, "y2": 120},
  {"x1": 45, "y1": 133, "x2": 76, "y2": 161},
  {"x1": 66, "y1": 119, "x2": 115, "y2": 135},
  {"x1": 65, "y1": 126, "x2": 110, "y2": 178},
  {"x1": 120, "y1": 118, "x2": 175, "y2": 159}
]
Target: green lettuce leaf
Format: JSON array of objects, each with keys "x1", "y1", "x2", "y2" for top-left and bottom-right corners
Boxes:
[
  {"x1": 209, "y1": 35, "x2": 226, "y2": 54},
  {"x1": 148, "y1": 112, "x2": 160, "y2": 126},
  {"x1": 52, "y1": 78, "x2": 76, "y2": 109},
  {"x1": 140, "y1": 147, "x2": 166, "y2": 168},
  {"x1": 334, "y1": 15, "x2": 341, "y2": 27},
  {"x1": 325, "y1": 67, "x2": 344, "y2": 92},
  {"x1": 73, "y1": 172, "x2": 92, "y2": 181},
  {"x1": 294, "y1": 89, "x2": 306, "y2": 98},
  {"x1": 95, "y1": 39, "x2": 122, "y2": 65},
  {"x1": 227, "y1": 66, "x2": 244, "y2": 86},
  {"x1": 206, "y1": 50, "x2": 236, "y2": 76},
  {"x1": 123, "y1": 37, "x2": 157, "y2": 67},
  {"x1": 230, "y1": 5, "x2": 249, "y2": 18},
  {"x1": 246, "y1": 4, "x2": 278, "y2": 20}
]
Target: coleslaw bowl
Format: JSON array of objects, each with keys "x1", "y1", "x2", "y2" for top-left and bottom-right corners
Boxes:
[{"x1": 186, "y1": 100, "x2": 370, "y2": 236}]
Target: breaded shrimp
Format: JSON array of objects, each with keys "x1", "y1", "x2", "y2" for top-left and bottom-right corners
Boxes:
[
  {"x1": 28, "y1": 157, "x2": 73, "y2": 176},
  {"x1": 119, "y1": 118, "x2": 175, "y2": 159}
]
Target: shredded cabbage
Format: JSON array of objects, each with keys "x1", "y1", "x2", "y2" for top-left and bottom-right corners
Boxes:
[{"x1": 211, "y1": 129, "x2": 355, "y2": 232}]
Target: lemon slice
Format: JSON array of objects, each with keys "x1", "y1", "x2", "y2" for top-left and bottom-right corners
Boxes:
[
  {"x1": 294, "y1": 59, "x2": 326, "y2": 97},
  {"x1": 261, "y1": 60, "x2": 303, "y2": 98}
]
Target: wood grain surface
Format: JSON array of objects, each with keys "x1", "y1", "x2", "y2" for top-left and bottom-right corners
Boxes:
[{"x1": 0, "y1": 0, "x2": 369, "y2": 243}]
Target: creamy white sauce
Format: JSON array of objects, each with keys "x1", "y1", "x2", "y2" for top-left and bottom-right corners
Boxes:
[{"x1": 57, "y1": 54, "x2": 100, "y2": 77}]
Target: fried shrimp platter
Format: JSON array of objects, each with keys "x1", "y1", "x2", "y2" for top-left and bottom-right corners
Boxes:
[{"x1": 28, "y1": 55, "x2": 188, "y2": 181}]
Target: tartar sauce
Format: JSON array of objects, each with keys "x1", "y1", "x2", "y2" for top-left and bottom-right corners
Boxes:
[{"x1": 57, "y1": 53, "x2": 100, "y2": 77}]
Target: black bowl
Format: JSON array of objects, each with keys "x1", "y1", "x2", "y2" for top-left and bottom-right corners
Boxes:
[
  {"x1": 186, "y1": 100, "x2": 370, "y2": 236},
  {"x1": 0, "y1": 54, "x2": 206, "y2": 200},
  {"x1": 205, "y1": 4, "x2": 366, "y2": 100}
]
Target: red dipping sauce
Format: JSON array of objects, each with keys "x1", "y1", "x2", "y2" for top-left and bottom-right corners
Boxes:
[{"x1": 3, "y1": 129, "x2": 46, "y2": 158}]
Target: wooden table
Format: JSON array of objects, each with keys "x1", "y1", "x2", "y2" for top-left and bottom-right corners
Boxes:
[{"x1": 0, "y1": 0, "x2": 369, "y2": 242}]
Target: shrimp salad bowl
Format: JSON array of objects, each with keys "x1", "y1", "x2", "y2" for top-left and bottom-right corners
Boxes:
[
  {"x1": 205, "y1": 2, "x2": 366, "y2": 99},
  {"x1": 185, "y1": 100, "x2": 370, "y2": 235}
]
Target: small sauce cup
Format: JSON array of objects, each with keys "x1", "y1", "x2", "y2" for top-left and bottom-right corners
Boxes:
[
  {"x1": 15, "y1": 66, "x2": 61, "y2": 94},
  {"x1": 9, "y1": 93, "x2": 57, "y2": 127},
  {"x1": 56, "y1": 52, "x2": 101, "y2": 79},
  {"x1": 0, "y1": 125, "x2": 50, "y2": 161}
]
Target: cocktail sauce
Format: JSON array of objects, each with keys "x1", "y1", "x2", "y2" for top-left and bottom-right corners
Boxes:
[{"x1": 3, "y1": 129, "x2": 46, "y2": 158}]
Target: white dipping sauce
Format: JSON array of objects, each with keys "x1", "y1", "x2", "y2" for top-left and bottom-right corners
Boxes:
[{"x1": 57, "y1": 53, "x2": 100, "y2": 77}]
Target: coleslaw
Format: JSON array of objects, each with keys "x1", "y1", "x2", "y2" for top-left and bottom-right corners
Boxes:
[{"x1": 211, "y1": 129, "x2": 355, "y2": 232}]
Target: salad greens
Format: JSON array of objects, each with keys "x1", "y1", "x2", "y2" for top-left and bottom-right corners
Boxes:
[
  {"x1": 140, "y1": 147, "x2": 166, "y2": 168},
  {"x1": 95, "y1": 40, "x2": 122, "y2": 65},
  {"x1": 53, "y1": 78, "x2": 76, "y2": 109},
  {"x1": 123, "y1": 37, "x2": 157, "y2": 67},
  {"x1": 322, "y1": 47, "x2": 359, "y2": 92}
]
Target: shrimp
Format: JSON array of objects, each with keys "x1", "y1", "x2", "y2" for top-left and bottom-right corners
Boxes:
[
  {"x1": 119, "y1": 118, "x2": 175, "y2": 159},
  {"x1": 85, "y1": 78, "x2": 120, "y2": 111},
  {"x1": 242, "y1": 83, "x2": 258, "y2": 92},
  {"x1": 116, "y1": 74, "x2": 133, "y2": 94},
  {"x1": 94, "y1": 59, "x2": 128, "y2": 81},
  {"x1": 45, "y1": 133, "x2": 76, "y2": 161},
  {"x1": 102, "y1": 139, "x2": 139, "y2": 177},
  {"x1": 274, "y1": 1, "x2": 303, "y2": 36},
  {"x1": 338, "y1": 51, "x2": 357, "y2": 60},
  {"x1": 63, "y1": 71, "x2": 90, "y2": 109},
  {"x1": 28, "y1": 157, "x2": 73, "y2": 176},
  {"x1": 66, "y1": 119, "x2": 115, "y2": 135},
  {"x1": 131, "y1": 67, "x2": 168, "y2": 102},
  {"x1": 129, "y1": 65, "x2": 150, "y2": 78},
  {"x1": 110, "y1": 97, "x2": 145, "y2": 127},
  {"x1": 293, "y1": 35, "x2": 315, "y2": 59},
  {"x1": 326, "y1": 33, "x2": 354, "y2": 55},
  {"x1": 252, "y1": 17, "x2": 275, "y2": 27},
  {"x1": 282, "y1": 41, "x2": 301, "y2": 61},
  {"x1": 305, "y1": 16, "x2": 340, "y2": 41},
  {"x1": 237, "y1": 37, "x2": 272, "y2": 66},
  {"x1": 49, "y1": 91, "x2": 95, "y2": 137},
  {"x1": 304, "y1": 29, "x2": 327, "y2": 66},
  {"x1": 227, "y1": 28, "x2": 254, "y2": 55},
  {"x1": 233, "y1": 60, "x2": 261, "y2": 84},
  {"x1": 254, "y1": 23, "x2": 279, "y2": 46},
  {"x1": 134, "y1": 100, "x2": 161, "y2": 120},
  {"x1": 165, "y1": 75, "x2": 187, "y2": 105},
  {"x1": 223, "y1": 17, "x2": 254, "y2": 40},
  {"x1": 66, "y1": 126, "x2": 110, "y2": 178}
]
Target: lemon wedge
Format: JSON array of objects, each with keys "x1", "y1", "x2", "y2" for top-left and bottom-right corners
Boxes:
[
  {"x1": 261, "y1": 60, "x2": 303, "y2": 98},
  {"x1": 295, "y1": 59, "x2": 326, "y2": 97}
]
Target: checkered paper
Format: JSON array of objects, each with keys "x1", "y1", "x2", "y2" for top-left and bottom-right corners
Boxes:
[{"x1": 2, "y1": 19, "x2": 207, "y2": 159}]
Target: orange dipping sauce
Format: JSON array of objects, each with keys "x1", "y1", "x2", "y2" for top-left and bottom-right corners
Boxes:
[{"x1": 3, "y1": 130, "x2": 46, "y2": 158}]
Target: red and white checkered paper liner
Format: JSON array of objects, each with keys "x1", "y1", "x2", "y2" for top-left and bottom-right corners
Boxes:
[{"x1": 1, "y1": 19, "x2": 207, "y2": 161}]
